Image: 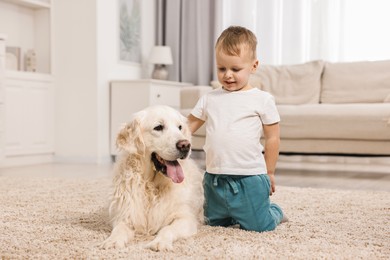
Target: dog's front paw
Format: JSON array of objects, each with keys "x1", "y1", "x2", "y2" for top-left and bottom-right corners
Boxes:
[
  {"x1": 100, "y1": 236, "x2": 127, "y2": 249},
  {"x1": 146, "y1": 236, "x2": 173, "y2": 251},
  {"x1": 100, "y1": 223, "x2": 134, "y2": 249}
]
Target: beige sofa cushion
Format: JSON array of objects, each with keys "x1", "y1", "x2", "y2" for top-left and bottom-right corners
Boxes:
[
  {"x1": 278, "y1": 103, "x2": 390, "y2": 140},
  {"x1": 249, "y1": 60, "x2": 324, "y2": 105},
  {"x1": 180, "y1": 86, "x2": 213, "y2": 109},
  {"x1": 385, "y1": 94, "x2": 390, "y2": 103},
  {"x1": 321, "y1": 60, "x2": 390, "y2": 103}
]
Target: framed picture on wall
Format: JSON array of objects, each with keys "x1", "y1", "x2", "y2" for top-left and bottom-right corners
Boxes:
[{"x1": 119, "y1": 0, "x2": 141, "y2": 64}]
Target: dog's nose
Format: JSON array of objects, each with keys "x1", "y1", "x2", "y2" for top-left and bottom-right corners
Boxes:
[{"x1": 176, "y1": 140, "x2": 191, "y2": 155}]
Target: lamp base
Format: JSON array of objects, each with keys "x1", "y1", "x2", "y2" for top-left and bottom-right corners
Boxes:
[{"x1": 152, "y1": 64, "x2": 169, "y2": 80}]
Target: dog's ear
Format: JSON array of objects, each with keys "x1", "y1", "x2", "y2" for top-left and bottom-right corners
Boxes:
[{"x1": 116, "y1": 112, "x2": 145, "y2": 154}]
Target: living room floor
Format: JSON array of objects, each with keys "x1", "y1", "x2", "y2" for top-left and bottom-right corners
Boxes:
[
  {"x1": 1, "y1": 157, "x2": 389, "y2": 192},
  {"x1": 276, "y1": 168, "x2": 390, "y2": 191}
]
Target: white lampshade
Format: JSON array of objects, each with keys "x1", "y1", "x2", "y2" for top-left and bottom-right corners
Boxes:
[{"x1": 149, "y1": 46, "x2": 173, "y2": 65}]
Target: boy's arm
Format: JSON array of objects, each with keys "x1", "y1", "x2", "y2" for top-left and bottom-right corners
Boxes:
[
  {"x1": 187, "y1": 114, "x2": 205, "y2": 134},
  {"x1": 263, "y1": 122, "x2": 280, "y2": 195}
]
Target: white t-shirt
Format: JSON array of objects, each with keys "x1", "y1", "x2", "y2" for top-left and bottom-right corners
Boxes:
[{"x1": 191, "y1": 87, "x2": 280, "y2": 175}]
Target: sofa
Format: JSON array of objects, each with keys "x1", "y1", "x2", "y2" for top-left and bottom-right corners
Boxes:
[{"x1": 180, "y1": 60, "x2": 390, "y2": 155}]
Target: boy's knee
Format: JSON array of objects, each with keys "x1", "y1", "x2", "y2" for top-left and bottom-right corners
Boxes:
[
  {"x1": 206, "y1": 217, "x2": 234, "y2": 227},
  {"x1": 239, "y1": 206, "x2": 283, "y2": 232}
]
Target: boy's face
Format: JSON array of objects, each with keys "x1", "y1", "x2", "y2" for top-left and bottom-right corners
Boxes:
[{"x1": 216, "y1": 46, "x2": 258, "y2": 92}]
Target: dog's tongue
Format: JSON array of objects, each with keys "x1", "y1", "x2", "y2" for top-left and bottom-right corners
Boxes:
[{"x1": 165, "y1": 160, "x2": 184, "y2": 183}]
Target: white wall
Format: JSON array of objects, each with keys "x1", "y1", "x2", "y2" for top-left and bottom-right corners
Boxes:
[
  {"x1": 53, "y1": 0, "x2": 155, "y2": 163},
  {"x1": 96, "y1": 0, "x2": 155, "y2": 163}
]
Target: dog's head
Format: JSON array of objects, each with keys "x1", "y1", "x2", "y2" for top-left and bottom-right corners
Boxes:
[{"x1": 116, "y1": 105, "x2": 192, "y2": 183}]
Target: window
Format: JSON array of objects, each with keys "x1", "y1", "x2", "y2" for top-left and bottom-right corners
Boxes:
[{"x1": 217, "y1": 0, "x2": 390, "y2": 65}]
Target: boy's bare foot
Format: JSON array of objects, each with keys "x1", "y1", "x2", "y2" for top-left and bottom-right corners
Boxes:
[{"x1": 280, "y1": 214, "x2": 289, "y2": 223}]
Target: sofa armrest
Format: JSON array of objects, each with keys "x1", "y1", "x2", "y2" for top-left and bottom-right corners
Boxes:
[{"x1": 180, "y1": 86, "x2": 213, "y2": 109}]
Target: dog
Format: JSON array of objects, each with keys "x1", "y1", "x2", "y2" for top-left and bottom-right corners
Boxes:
[{"x1": 101, "y1": 105, "x2": 204, "y2": 251}]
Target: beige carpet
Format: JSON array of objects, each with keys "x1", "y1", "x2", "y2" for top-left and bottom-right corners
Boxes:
[{"x1": 0, "y1": 175, "x2": 388, "y2": 259}]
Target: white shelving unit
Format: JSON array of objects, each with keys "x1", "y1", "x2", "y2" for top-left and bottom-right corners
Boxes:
[
  {"x1": 0, "y1": 0, "x2": 54, "y2": 167},
  {"x1": 0, "y1": 0, "x2": 51, "y2": 74}
]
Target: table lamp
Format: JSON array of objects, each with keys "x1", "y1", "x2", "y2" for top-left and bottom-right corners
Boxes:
[{"x1": 149, "y1": 46, "x2": 173, "y2": 80}]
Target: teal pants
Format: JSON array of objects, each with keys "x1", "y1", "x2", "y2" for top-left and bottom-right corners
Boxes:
[{"x1": 203, "y1": 172, "x2": 284, "y2": 232}]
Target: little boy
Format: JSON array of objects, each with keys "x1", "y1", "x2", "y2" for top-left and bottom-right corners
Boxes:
[{"x1": 187, "y1": 26, "x2": 287, "y2": 232}]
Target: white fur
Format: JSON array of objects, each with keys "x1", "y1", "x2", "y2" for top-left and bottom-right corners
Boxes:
[{"x1": 101, "y1": 105, "x2": 204, "y2": 251}]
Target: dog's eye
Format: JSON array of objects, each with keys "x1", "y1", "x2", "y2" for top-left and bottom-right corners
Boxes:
[
  {"x1": 153, "y1": 125, "x2": 164, "y2": 131},
  {"x1": 178, "y1": 125, "x2": 182, "y2": 130}
]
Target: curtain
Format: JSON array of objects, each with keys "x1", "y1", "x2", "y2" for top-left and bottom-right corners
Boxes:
[
  {"x1": 217, "y1": 0, "x2": 390, "y2": 65},
  {"x1": 216, "y1": 0, "x2": 315, "y2": 65},
  {"x1": 340, "y1": 0, "x2": 390, "y2": 61},
  {"x1": 156, "y1": 0, "x2": 216, "y2": 85}
]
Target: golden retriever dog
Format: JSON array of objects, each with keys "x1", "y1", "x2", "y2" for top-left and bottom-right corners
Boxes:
[{"x1": 101, "y1": 105, "x2": 204, "y2": 251}]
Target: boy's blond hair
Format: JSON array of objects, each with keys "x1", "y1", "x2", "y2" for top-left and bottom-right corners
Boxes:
[{"x1": 215, "y1": 26, "x2": 257, "y2": 60}]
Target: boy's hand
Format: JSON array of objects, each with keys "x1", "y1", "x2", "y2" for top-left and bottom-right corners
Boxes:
[{"x1": 268, "y1": 173, "x2": 276, "y2": 195}]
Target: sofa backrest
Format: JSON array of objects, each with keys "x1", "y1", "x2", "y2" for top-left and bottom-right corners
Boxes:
[
  {"x1": 249, "y1": 60, "x2": 324, "y2": 105},
  {"x1": 321, "y1": 60, "x2": 390, "y2": 103},
  {"x1": 211, "y1": 59, "x2": 390, "y2": 105}
]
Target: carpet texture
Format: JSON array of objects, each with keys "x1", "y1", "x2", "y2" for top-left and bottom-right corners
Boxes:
[{"x1": 0, "y1": 175, "x2": 388, "y2": 259}]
